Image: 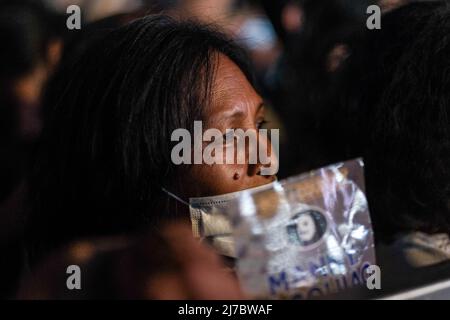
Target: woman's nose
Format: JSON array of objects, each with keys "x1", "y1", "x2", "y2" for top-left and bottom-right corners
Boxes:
[
  {"x1": 247, "y1": 163, "x2": 278, "y2": 180},
  {"x1": 247, "y1": 133, "x2": 279, "y2": 178}
]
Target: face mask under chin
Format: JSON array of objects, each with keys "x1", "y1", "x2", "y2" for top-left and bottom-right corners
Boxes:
[{"x1": 162, "y1": 182, "x2": 277, "y2": 258}]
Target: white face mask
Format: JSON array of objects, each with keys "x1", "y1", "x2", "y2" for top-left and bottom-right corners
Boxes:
[{"x1": 162, "y1": 182, "x2": 276, "y2": 258}]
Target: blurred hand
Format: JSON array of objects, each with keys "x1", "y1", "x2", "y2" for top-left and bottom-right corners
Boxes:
[{"x1": 18, "y1": 223, "x2": 244, "y2": 300}]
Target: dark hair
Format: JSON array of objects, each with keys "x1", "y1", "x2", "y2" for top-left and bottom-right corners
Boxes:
[
  {"x1": 26, "y1": 15, "x2": 252, "y2": 264},
  {"x1": 0, "y1": 93, "x2": 23, "y2": 203},
  {"x1": 39, "y1": 10, "x2": 154, "y2": 125},
  {"x1": 331, "y1": 1, "x2": 450, "y2": 242},
  {"x1": 0, "y1": 0, "x2": 61, "y2": 201},
  {"x1": 0, "y1": 0, "x2": 64, "y2": 81},
  {"x1": 261, "y1": 0, "x2": 374, "y2": 176}
]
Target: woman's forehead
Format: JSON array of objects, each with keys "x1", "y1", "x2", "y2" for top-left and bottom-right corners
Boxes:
[{"x1": 209, "y1": 54, "x2": 262, "y2": 119}]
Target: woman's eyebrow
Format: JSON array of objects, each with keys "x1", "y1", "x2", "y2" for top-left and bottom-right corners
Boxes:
[
  {"x1": 228, "y1": 102, "x2": 265, "y2": 118},
  {"x1": 213, "y1": 102, "x2": 265, "y2": 128},
  {"x1": 211, "y1": 108, "x2": 244, "y2": 128},
  {"x1": 223, "y1": 105, "x2": 247, "y2": 119}
]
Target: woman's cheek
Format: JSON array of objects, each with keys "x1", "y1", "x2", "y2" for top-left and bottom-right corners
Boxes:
[{"x1": 189, "y1": 163, "x2": 242, "y2": 196}]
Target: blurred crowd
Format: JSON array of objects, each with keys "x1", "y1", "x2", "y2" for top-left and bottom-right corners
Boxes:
[{"x1": 1, "y1": 0, "x2": 449, "y2": 299}]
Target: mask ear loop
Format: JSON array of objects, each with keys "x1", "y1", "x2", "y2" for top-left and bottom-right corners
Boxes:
[
  {"x1": 161, "y1": 187, "x2": 202, "y2": 238},
  {"x1": 161, "y1": 187, "x2": 190, "y2": 206}
]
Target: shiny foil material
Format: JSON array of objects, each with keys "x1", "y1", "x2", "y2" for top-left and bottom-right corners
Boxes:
[{"x1": 228, "y1": 159, "x2": 375, "y2": 299}]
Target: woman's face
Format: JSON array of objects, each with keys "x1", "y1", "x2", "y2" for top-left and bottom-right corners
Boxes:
[{"x1": 182, "y1": 54, "x2": 277, "y2": 198}]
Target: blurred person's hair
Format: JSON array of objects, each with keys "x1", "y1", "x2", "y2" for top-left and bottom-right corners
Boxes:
[
  {"x1": 0, "y1": 0, "x2": 65, "y2": 82},
  {"x1": 331, "y1": 1, "x2": 450, "y2": 243},
  {"x1": 0, "y1": 94, "x2": 23, "y2": 204},
  {"x1": 26, "y1": 15, "x2": 252, "y2": 265},
  {"x1": 0, "y1": 0, "x2": 66, "y2": 298},
  {"x1": 0, "y1": 0, "x2": 63, "y2": 200},
  {"x1": 261, "y1": 0, "x2": 373, "y2": 45},
  {"x1": 258, "y1": 0, "x2": 376, "y2": 177}
]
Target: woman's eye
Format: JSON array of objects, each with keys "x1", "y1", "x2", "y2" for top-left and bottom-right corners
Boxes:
[{"x1": 257, "y1": 119, "x2": 269, "y2": 129}]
